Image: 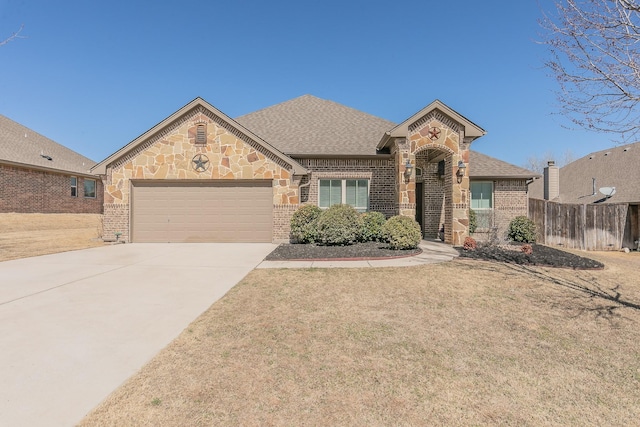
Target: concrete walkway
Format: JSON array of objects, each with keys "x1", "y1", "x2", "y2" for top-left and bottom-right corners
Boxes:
[
  {"x1": 0, "y1": 243, "x2": 277, "y2": 427},
  {"x1": 257, "y1": 239, "x2": 459, "y2": 269}
]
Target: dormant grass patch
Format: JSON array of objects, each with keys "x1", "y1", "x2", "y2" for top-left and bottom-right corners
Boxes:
[
  {"x1": 81, "y1": 252, "x2": 640, "y2": 426},
  {"x1": 0, "y1": 213, "x2": 103, "y2": 261}
]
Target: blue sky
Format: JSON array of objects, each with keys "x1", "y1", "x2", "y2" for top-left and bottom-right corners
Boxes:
[{"x1": 0, "y1": 0, "x2": 618, "y2": 167}]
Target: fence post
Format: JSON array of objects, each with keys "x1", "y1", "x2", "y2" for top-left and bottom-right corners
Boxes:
[
  {"x1": 582, "y1": 203, "x2": 586, "y2": 250},
  {"x1": 543, "y1": 199, "x2": 548, "y2": 245}
]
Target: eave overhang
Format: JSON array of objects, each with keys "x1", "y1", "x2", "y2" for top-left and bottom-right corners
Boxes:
[
  {"x1": 377, "y1": 99, "x2": 486, "y2": 150},
  {"x1": 91, "y1": 97, "x2": 308, "y2": 176}
]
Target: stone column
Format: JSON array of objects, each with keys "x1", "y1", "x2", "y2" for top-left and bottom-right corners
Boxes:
[
  {"x1": 450, "y1": 148, "x2": 470, "y2": 246},
  {"x1": 395, "y1": 138, "x2": 416, "y2": 218}
]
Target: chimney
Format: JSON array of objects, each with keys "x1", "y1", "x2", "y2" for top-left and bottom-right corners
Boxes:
[{"x1": 544, "y1": 160, "x2": 559, "y2": 200}]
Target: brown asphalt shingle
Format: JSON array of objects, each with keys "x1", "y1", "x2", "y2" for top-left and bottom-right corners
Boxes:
[
  {"x1": 235, "y1": 94, "x2": 397, "y2": 156},
  {"x1": 469, "y1": 151, "x2": 538, "y2": 179},
  {"x1": 529, "y1": 142, "x2": 640, "y2": 204},
  {"x1": 0, "y1": 114, "x2": 96, "y2": 175}
]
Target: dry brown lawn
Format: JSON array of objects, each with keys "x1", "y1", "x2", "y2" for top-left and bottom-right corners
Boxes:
[
  {"x1": 0, "y1": 213, "x2": 103, "y2": 262},
  {"x1": 80, "y1": 251, "x2": 640, "y2": 426}
]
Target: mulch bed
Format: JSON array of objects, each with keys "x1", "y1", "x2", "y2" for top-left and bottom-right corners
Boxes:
[
  {"x1": 266, "y1": 241, "x2": 605, "y2": 270},
  {"x1": 457, "y1": 243, "x2": 605, "y2": 270},
  {"x1": 265, "y1": 241, "x2": 422, "y2": 261}
]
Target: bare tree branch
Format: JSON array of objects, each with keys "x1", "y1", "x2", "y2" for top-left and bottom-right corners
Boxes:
[
  {"x1": 0, "y1": 24, "x2": 25, "y2": 47},
  {"x1": 541, "y1": 0, "x2": 640, "y2": 141}
]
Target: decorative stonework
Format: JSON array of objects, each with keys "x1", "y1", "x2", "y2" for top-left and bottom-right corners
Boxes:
[
  {"x1": 102, "y1": 110, "x2": 299, "y2": 242},
  {"x1": 400, "y1": 114, "x2": 471, "y2": 246}
]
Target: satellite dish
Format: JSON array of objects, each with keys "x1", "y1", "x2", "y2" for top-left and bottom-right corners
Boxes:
[{"x1": 599, "y1": 187, "x2": 616, "y2": 197}]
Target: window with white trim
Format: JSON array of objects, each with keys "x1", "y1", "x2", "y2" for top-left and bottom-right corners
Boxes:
[
  {"x1": 84, "y1": 179, "x2": 96, "y2": 198},
  {"x1": 319, "y1": 179, "x2": 369, "y2": 212},
  {"x1": 470, "y1": 181, "x2": 493, "y2": 228},
  {"x1": 70, "y1": 176, "x2": 77, "y2": 197}
]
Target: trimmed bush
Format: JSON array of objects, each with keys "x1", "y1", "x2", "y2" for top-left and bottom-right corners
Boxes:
[
  {"x1": 463, "y1": 236, "x2": 477, "y2": 251},
  {"x1": 316, "y1": 204, "x2": 363, "y2": 246},
  {"x1": 382, "y1": 215, "x2": 422, "y2": 250},
  {"x1": 360, "y1": 211, "x2": 387, "y2": 242},
  {"x1": 290, "y1": 204, "x2": 322, "y2": 243},
  {"x1": 508, "y1": 216, "x2": 537, "y2": 243},
  {"x1": 469, "y1": 209, "x2": 477, "y2": 234}
]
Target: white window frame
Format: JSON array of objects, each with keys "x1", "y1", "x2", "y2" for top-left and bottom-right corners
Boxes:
[
  {"x1": 470, "y1": 181, "x2": 494, "y2": 229},
  {"x1": 70, "y1": 176, "x2": 77, "y2": 197},
  {"x1": 318, "y1": 178, "x2": 369, "y2": 212},
  {"x1": 83, "y1": 178, "x2": 96, "y2": 199}
]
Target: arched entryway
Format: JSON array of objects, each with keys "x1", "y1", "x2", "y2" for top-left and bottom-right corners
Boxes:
[{"x1": 414, "y1": 147, "x2": 453, "y2": 239}]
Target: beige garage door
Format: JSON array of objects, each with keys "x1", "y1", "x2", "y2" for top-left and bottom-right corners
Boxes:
[{"x1": 131, "y1": 181, "x2": 273, "y2": 243}]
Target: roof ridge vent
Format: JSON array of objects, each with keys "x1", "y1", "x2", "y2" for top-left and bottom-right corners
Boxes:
[{"x1": 604, "y1": 151, "x2": 611, "y2": 156}]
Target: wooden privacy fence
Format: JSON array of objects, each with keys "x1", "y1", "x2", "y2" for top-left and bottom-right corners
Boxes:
[{"x1": 529, "y1": 198, "x2": 628, "y2": 251}]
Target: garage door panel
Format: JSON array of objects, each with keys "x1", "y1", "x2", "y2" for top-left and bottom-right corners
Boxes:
[{"x1": 132, "y1": 181, "x2": 273, "y2": 243}]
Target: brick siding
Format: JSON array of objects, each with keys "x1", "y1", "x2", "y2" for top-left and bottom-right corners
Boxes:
[
  {"x1": 102, "y1": 203, "x2": 128, "y2": 242},
  {"x1": 471, "y1": 178, "x2": 529, "y2": 241},
  {"x1": 273, "y1": 204, "x2": 298, "y2": 242},
  {"x1": 419, "y1": 162, "x2": 446, "y2": 238},
  {"x1": 296, "y1": 157, "x2": 396, "y2": 218},
  {"x1": 0, "y1": 163, "x2": 103, "y2": 214}
]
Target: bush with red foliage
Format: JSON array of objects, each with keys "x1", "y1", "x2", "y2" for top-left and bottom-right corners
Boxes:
[
  {"x1": 463, "y1": 236, "x2": 477, "y2": 251},
  {"x1": 521, "y1": 244, "x2": 533, "y2": 255}
]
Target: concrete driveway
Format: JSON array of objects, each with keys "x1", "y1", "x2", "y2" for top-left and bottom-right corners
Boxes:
[{"x1": 0, "y1": 243, "x2": 276, "y2": 427}]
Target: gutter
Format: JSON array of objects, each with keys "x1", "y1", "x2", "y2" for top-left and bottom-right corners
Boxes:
[{"x1": 0, "y1": 159, "x2": 97, "y2": 178}]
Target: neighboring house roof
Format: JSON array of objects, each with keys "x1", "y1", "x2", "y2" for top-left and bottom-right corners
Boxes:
[
  {"x1": 529, "y1": 141, "x2": 640, "y2": 204},
  {"x1": 92, "y1": 97, "x2": 308, "y2": 175},
  {"x1": 236, "y1": 94, "x2": 397, "y2": 156},
  {"x1": 378, "y1": 99, "x2": 486, "y2": 150},
  {"x1": 0, "y1": 114, "x2": 96, "y2": 176},
  {"x1": 469, "y1": 151, "x2": 538, "y2": 179}
]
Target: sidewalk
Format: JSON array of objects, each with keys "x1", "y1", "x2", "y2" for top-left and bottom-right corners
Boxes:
[{"x1": 256, "y1": 240, "x2": 459, "y2": 269}]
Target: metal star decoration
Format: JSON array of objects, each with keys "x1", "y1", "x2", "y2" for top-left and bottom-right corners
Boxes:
[
  {"x1": 192, "y1": 154, "x2": 210, "y2": 172},
  {"x1": 428, "y1": 127, "x2": 441, "y2": 140}
]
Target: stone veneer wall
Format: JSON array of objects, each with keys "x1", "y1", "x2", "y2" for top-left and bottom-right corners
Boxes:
[
  {"x1": 0, "y1": 163, "x2": 103, "y2": 214},
  {"x1": 407, "y1": 112, "x2": 470, "y2": 246},
  {"x1": 102, "y1": 108, "x2": 298, "y2": 242},
  {"x1": 296, "y1": 157, "x2": 396, "y2": 217}
]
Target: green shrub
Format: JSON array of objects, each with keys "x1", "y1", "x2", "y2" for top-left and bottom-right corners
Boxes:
[
  {"x1": 316, "y1": 204, "x2": 363, "y2": 246},
  {"x1": 469, "y1": 209, "x2": 477, "y2": 234},
  {"x1": 382, "y1": 215, "x2": 422, "y2": 250},
  {"x1": 359, "y1": 211, "x2": 387, "y2": 242},
  {"x1": 290, "y1": 204, "x2": 322, "y2": 243},
  {"x1": 507, "y1": 216, "x2": 537, "y2": 243}
]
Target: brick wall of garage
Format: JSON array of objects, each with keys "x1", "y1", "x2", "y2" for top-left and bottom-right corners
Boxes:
[{"x1": 0, "y1": 163, "x2": 103, "y2": 214}]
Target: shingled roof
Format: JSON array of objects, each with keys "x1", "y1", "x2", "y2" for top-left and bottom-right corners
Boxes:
[
  {"x1": 529, "y1": 142, "x2": 640, "y2": 204},
  {"x1": 235, "y1": 95, "x2": 397, "y2": 156},
  {"x1": 0, "y1": 114, "x2": 96, "y2": 175},
  {"x1": 469, "y1": 151, "x2": 538, "y2": 179}
]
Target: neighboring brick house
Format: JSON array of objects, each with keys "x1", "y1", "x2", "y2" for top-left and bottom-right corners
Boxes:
[
  {"x1": 529, "y1": 142, "x2": 640, "y2": 249},
  {"x1": 92, "y1": 95, "x2": 534, "y2": 245},
  {"x1": 0, "y1": 114, "x2": 103, "y2": 214}
]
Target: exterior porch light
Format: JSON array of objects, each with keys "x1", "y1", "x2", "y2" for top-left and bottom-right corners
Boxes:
[
  {"x1": 456, "y1": 160, "x2": 466, "y2": 183},
  {"x1": 404, "y1": 159, "x2": 413, "y2": 180}
]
